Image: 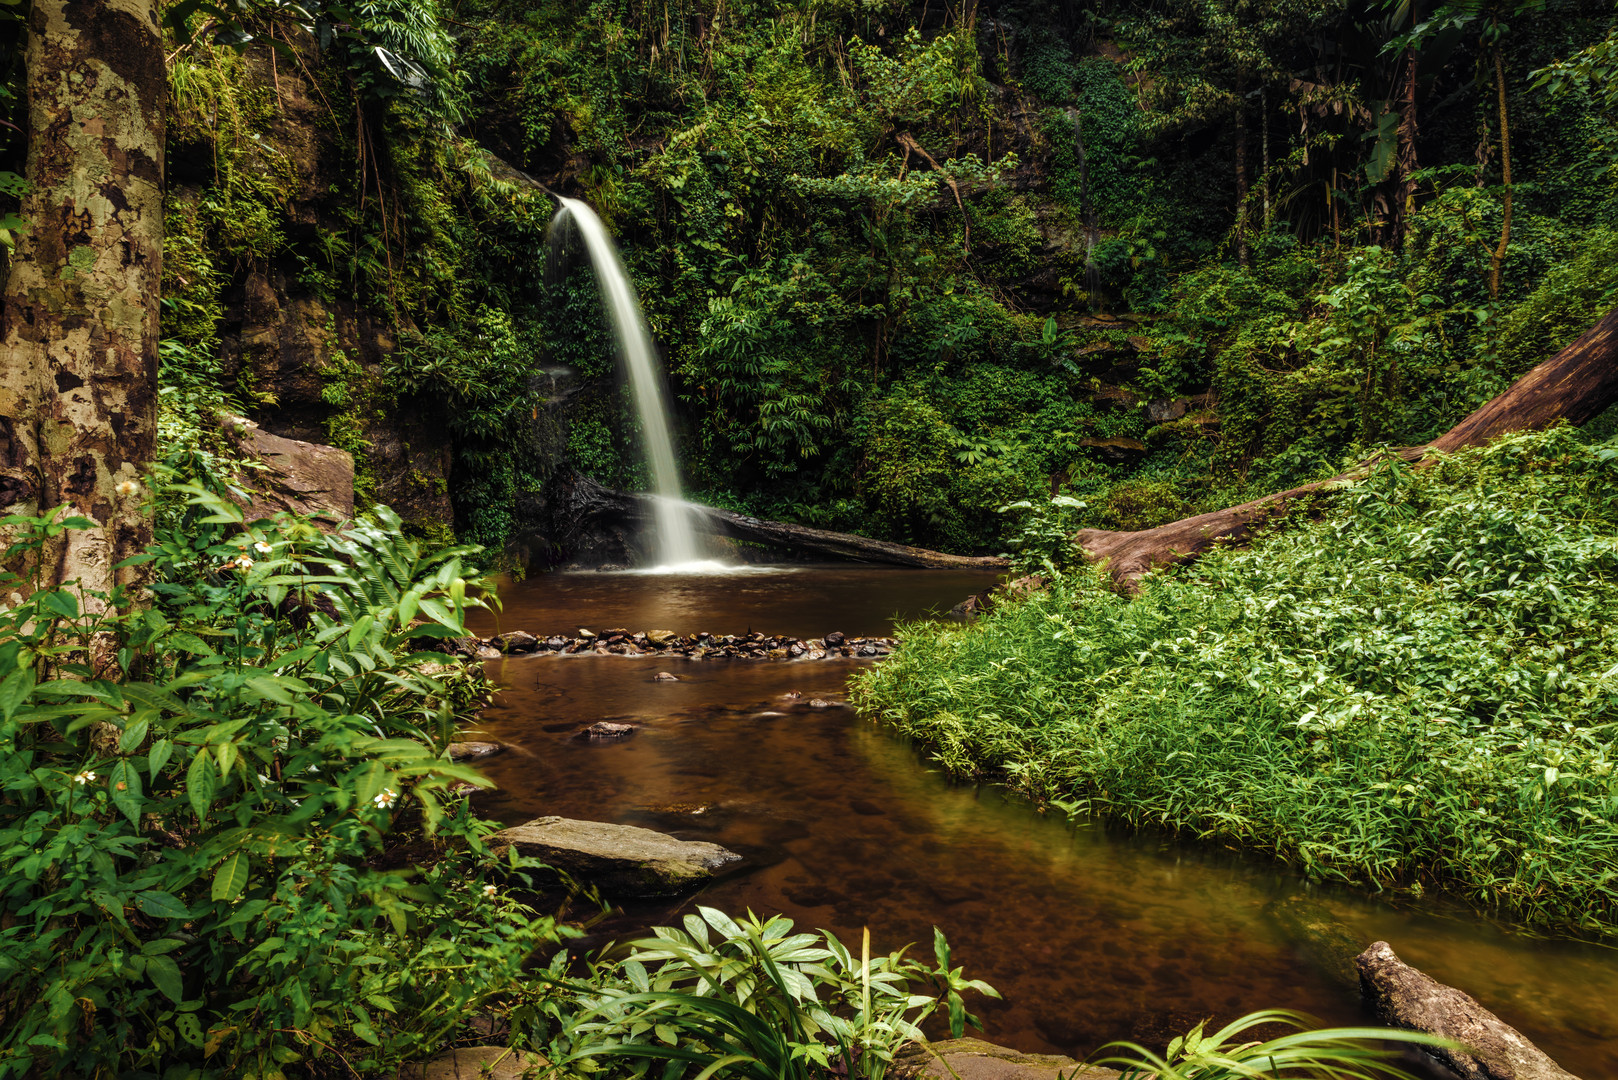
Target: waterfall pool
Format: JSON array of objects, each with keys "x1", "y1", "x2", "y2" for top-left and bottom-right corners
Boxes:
[{"x1": 465, "y1": 567, "x2": 1618, "y2": 1072}]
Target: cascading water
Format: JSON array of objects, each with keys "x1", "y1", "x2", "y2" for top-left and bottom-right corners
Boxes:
[{"x1": 550, "y1": 197, "x2": 709, "y2": 568}]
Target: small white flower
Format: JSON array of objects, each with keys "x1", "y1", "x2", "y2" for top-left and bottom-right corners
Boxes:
[
  {"x1": 373, "y1": 788, "x2": 398, "y2": 809},
  {"x1": 233, "y1": 556, "x2": 254, "y2": 572},
  {"x1": 253, "y1": 541, "x2": 273, "y2": 556},
  {"x1": 115, "y1": 479, "x2": 142, "y2": 498},
  {"x1": 73, "y1": 770, "x2": 96, "y2": 785},
  {"x1": 482, "y1": 884, "x2": 498, "y2": 898}
]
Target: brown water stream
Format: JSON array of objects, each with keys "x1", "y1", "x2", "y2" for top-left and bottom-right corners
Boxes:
[{"x1": 466, "y1": 567, "x2": 1618, "y2": 1073}]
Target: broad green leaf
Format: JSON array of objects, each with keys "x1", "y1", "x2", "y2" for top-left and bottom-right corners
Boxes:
[
  {"x1": 149, "y1": 738, "x2": 173, "y2": 778},
  {"x1": 135, "y1": 891, "x2": 192, "y2": 920},
  {"x1": 146, "y1": 954, "x2": 184, "y2": 1004},
  {"x1": 0, "y1": 668, "x2": 34, "y2": 721},
  {"x1": 212, "y1": 851, "x2": 250, "y2": 902},
  {"x1": 187, "y1": 748, "x2": 217, "y2": 821},
  {"x1": 109, "y1": 759, "x2": 143, "y2": 826},
  {"x1": 118, "y1": 715, "x2": 150, "y2": 754}
]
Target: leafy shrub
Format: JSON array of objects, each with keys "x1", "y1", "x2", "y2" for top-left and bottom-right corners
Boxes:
[
  {"x1": 856, "y1": 427, "x2": 1618, "y2": 937},
  {"x1": 0, "y1": 495, "x2": 561, "y2": 1079}
]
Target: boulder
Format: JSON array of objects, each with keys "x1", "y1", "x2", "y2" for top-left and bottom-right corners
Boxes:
[
  {"x1": 824, "y1": 631, "x2": 846, "y2": 646},
  {"x1": 1355, "y1": 941, "x2": 1581, "y2": 1080},
  {"x1": 489, "y1": 816, "x2": 741, "y2": 897},
  {"x1": 646, "y1": 629, "x2": 679, "y2": 646},
  {"x1": 397, "y1": 1046, "x2": 546, "y2": 1080},
  {"x1": 223, "y1": 415, "x2": 354, "y2": 524},
  {"x1": 447, "y1": 741, "x2": 503, "y2": 761},
  {"x1": 653, "y1": 671, "x2": 679, "y2": 682},
  {"x1": 892, "y1": 1039, "x2": 1119, "y2": 1080},
  {"x1": 497, "y1": 631, "x2": 540, "y2": 654}
]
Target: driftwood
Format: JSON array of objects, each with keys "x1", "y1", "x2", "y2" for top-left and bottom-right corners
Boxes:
[
  {"x1": 1355, "y1": 941, "x2": 1580, "y2": 1080},
  {"x1": 560, "y1": 475, "x2": 1008, "y2": 570},
  {"x1": 1076, "y1": 306, "x2": 1618, "y2": 586}
]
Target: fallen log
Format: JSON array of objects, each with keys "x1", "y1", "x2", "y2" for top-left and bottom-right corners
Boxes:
[
  {"x1": 1355, "y1": 941, "x2": 1580, "y2": 1080},
  {"x1": 1077, "y1": 306, "x2": 1618, "y2": 586},
  {"x1": 557, "y1": 474, "x2": 1008, "y2": 570}
]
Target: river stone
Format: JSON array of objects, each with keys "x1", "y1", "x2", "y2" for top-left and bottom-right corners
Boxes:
[
  {"x1": 646, "y1": 629, "x2": 679, "y2": 646},
  {"x1": 447, "y1": 741, "x2": 503, "y2": 761},
  {"x1": 653, "y1": 671, "x2": 679, "y2": 681},
  {"x1": 497, "y1": 631, "x2": 539, "y2": 654},
  {"x1": 892, "y1": 1039, "x2": 1119, "y2": 1080},
  {"x1": 490, "y1": 816, "x2": 741, "y2": 897},
  {"x1": 581, "y1": 721, "x2": 635, "y2": 739},
  {"x1": 396, "y1": 1045, "x2": 546, "y2": 1080},
  {"x1": 824, "y1": 631, "x2": 846, "y2": 646},
  {"x1": 475, "y1": 645, "x2": 503, "y2": 660}
]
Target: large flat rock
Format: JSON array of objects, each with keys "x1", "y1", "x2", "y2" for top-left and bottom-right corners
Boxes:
[
  {"x1": 397, "y1": 1046, "x2": 545, "y2": 1080},
  {"x1": 893, "y1": 1039, "x2": 1120, "y2": 1080},
  {"x1": 490, "y1": 815, "x2": 741, "y2": 897}
]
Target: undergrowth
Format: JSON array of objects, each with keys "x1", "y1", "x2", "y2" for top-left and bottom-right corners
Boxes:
[{"x1": 854, "y1": 426, "x2": 1618, "y2": 938}]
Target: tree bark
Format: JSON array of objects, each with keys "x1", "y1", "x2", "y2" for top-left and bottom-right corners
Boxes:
[
  {"x1": 1394, "y1": 43, "x2": 1420, "y2": 249},
  {"x1": 1355, "y1": 941, "x2": 1580, "y2": 1080},
  {"x1": 1487, "y1": 46, "x2": 1512, "y2": 299},
  {"x1": 1234, "y1": 72, "x2": 1249, "y2": 267},
  {"x1": 0, "y1": 0, "x2": 164, "y2": 601},
  {"x1": 1073, "y1": 305, "x2": 1618, "y2": 586}
]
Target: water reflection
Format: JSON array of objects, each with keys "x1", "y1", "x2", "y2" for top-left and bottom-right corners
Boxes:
[{"x1": 465, "y1": 570, "x2": 1618, "y2": 1074}]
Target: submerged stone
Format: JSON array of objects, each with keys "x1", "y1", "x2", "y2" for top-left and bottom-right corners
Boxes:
[
  {"x1": 490, "y1": 816, "x2": 741, "y2": 897},
  {"x1": 397, "y1": 1046, "x2": 546, "y2": 1080},
  {"x1": 892, "y1": 1038, "x2": 1119, "y2": 1080},
  {"x1": 447, "y1": 741, "x2": 503, "y2": 761}
]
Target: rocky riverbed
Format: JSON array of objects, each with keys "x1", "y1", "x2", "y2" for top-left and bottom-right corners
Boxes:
[{"x1": 440, "y1": 628, "x2": 896, "y2": 661}]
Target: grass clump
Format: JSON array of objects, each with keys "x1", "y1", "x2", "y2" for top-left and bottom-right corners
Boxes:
[{"x1": 854, "y1": 426, "x2": 1618, "y2": 938}]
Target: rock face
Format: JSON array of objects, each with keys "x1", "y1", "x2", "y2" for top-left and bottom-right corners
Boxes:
[
  {"x1": 396, "y1": 1046, "x2": 546, "y2": 1080},
  {"x1": 892, "y1": 1038, "x2": 1119, "y2": 1080},
  {"x1": 490, "y1": 816, "x2": 741, "y2": 897},
  {"x1": 1355, "y1": 941, "x2": 1582, "y2": 1080},
  {"x1": 224, "y1": 415, "x2": 354, "y2": 524}
]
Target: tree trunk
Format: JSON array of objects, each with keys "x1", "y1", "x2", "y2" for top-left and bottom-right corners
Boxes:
[
  {"x1": 1487, "y1": 46, "x2": 1512, "y2": 299},
  {"x1": 1072, "y1": 305, "x2": 1618, "y2": 586},
  {"x1": 1355, "y1": 942, "x2": 1580, "y2": 1080},
  {"x1": 561, "y1": 474, "x2": 1009, "y2": 569},
  {"x1": 1234, "y1": 72, "x2": 1249, "y2": 266},
  {"x1": 1394, "y1": 43, "x2": 1420, "y2": 249},
  {"x1": 0, "y1": 0, "x2": 164, "y2": 601}
]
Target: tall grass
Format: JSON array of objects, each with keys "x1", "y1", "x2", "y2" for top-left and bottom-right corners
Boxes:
[{"x1": 854, "y1": 428, "x2": 1618, "y2": 937}]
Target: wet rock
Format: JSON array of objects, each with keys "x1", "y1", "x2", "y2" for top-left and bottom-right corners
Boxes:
[
  {"x1": 857, "y1": 645, "x2": 878, "y2": 657},
  {"x1": 497, "y1": 631, "x2": 540, "y2": 654},
  {"x1": 807, "y1": 698, "x2": 832, "y2": 709},
  {"x1": 892, "y1": 1039, "x2": 1119, "y2": 1080},
  {"x1": 397, "y1": 1046, "x2": 547, "y2": 1080},
  {"x1": 653, "y1": 671, "x2": 679, "y2": 682},
  {"x1": 490, "y1": 816, "x2": 741, "y2": 898},
  {"x1": 824, "y1": 631, "x2": 846, "y2": 646},
  {"x1": 544, "y1": 636, "x2": 567, "y2": 650},
  {"x1": 475, "y1": 645, "x2": 503, "y2": 660},
  {"x1": 577, "y1": 628, "x2": 597, "y2": 639},
  {"x1": 646, "y1": 629, "x2": 679, "y2": 646},
  {"x1": 780, "y1": 691, "x2": 802, "y2": 700},
  {"x1": 581, "y1": 721, "x2": 635, "y2": 740},
  {"x1": 447, "y1": 741, "x2": 503, "y2": 761},
  {"x1": 807, "y1": 649, "x2": 825, "y2": 660}
]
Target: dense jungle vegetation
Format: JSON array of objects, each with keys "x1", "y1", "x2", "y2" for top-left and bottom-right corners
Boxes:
[{"x1": 89, "y1": 0, "x2": 1618, "y2": 553}]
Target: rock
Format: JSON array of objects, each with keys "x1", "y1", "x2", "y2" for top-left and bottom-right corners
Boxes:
[
  {"x1": 223, "y1": 415, "x2": 355, "y2": 525},
  {"x1": 646, "y1": 629, "x2": 679, "y2": 646},
  {"x1": 497, "y1": 631, "x2": 540, "y2": 654},
  {"x1": 577, "y1": 628, "x2": 597, "y2": 639},
  {"x1": 475, "y1": 646, "x2": 503, "y2": 660},
  {"x1": 1355, "y1": 941, "x2": 1581, "y2": 1080},
  {"x1": 824, "y1": 631, "x2": 846, "y2": 646},
  {"x1": 807, "y1": 649, "x2": 825, "y2": 660},
  {"x1": 807, "y1": 698, "x2": 831, "y2": 709},
  {"x1": 788, "y1": 643, "x2": 805, "y2": 657},
  {"x1": 581, "y1": 722, "x2": 635, "y2": 740},
  {"x1": 1265, "y1": 896, "x2": 1364, "y2": 990},
  {"x1": 858, "y1": 645, "x2": 878, "y2": 657},
  {"x1": 653, "y1": 671, "x2": 679, "y2": 682},
  {"x1": 490, "y1": 816, "x2": 742, "y2": 897},
  {"x1": 892, "y1": 1038, "x2": 1119, "y2": 1080},
  {"x1": 397, "y1": 1045, "x2": 547, "y2": 1080},
  {"x1": 1147, "y1": 397, "x2": 1190, "y2": 424},
  {"x1": 1080, "y1": 435, "x2": 1149, "y2": 464},
  {"x1": 950, "y1": 593, "x2": 989, "y2": 621},
  {"x1": 447, "y1": 741, "x2": 503, "y2": 761},
  {"x1": 780, "y1": 691, "x2": 802, "y2": 700}
]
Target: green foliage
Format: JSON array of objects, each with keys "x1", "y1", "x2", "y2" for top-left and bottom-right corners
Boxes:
[
  {"x1": 1093, "y1": 1010, "x2": 1452, "y2": 1079},
  {"x1": 856, "y1": 428, "x2": 1618, "y2": 937},
  {"x1": 0, "y1": 496, "x2": 563, "y2": 1079},
  {"x1": 540, "y1": 909, "x2": 998, "y2": 1080}
]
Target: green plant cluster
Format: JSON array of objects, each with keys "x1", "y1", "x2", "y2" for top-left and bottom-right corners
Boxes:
[
  {"x1": 855, "y1": 427, "x2": 1618, "y2": 938},
  {"x1": 0, "y1": 494, "x2": 564, "y2": 1079}
]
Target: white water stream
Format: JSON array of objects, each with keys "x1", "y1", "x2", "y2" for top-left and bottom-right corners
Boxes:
[{"x1": 551, "y1": 197, "x2": 711, "y2": 568}]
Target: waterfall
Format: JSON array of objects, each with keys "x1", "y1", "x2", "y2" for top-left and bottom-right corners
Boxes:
[{"x1": 550, "y1": 197, "x2": 705, "y2": 567}]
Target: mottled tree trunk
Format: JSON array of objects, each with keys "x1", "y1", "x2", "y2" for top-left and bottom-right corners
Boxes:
[
  {"x1": 1394, "y1": 44, "x2": 1420, "y2": 249},
  {"x1": 0, "y1": 0, "x2": 164, "y2": 603}
]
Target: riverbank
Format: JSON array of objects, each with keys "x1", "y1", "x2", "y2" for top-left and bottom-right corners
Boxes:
[{"x1": 853, "y1": 428, "x2": 1618, "y2": 939}]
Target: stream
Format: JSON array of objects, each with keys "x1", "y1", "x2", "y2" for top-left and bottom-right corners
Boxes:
[{"x1": 465, "y1": 566, "x2": 1618, "y2": 1074}]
